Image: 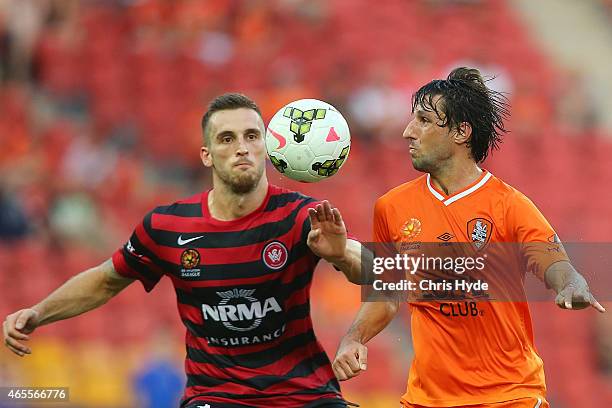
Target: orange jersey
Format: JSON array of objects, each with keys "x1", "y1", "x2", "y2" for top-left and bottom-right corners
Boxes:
[
  {"x1": 373, "y1": 170, "x2": 568, "y2": 407},
  {"x1": 402, "y1": 396, "x2": 549, "y2": 408}
]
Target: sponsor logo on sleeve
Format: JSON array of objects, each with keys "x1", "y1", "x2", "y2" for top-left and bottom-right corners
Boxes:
[
  {"x1": 126, "y1": 239, "x2": 141, "y2": 257},
  {"x1": 547, "y1": 233, "x2": 564, "y2": 252}
]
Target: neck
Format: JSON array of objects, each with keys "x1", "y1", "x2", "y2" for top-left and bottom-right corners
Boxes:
[
  {"x1": 429, "y1": 157, "x2": 482, "y2": 196},
  {"x1": 208, "y1": 177, "x2": 269, "y2": 221}
]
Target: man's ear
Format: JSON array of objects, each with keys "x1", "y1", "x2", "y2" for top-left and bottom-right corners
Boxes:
[
  {"x1": 200, "y1": 146, "x2": 213, "y2": 167},
  {"x1": 454, "y1": 122, "x2": 472, "y2": 144}
]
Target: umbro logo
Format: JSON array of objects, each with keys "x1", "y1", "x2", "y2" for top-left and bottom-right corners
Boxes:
[
  {"x1": 437, "y1": 232, "x2": 454, "y2": 242},
  {"x1": 177, "y1": 235, "x2": 205, "y2": 246}
]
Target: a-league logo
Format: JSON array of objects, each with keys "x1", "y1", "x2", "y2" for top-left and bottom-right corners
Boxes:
[
  {"x1": 400, "y1": 218, "x2": 422, "y2": 241},
  {"x1": 181, "y1": 249, "x2": 200, "y2": 269}
]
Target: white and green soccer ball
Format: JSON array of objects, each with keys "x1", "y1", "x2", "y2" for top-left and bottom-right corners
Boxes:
[{"x1": 265, "y1": 99, "x2": 351, "y2": 182}]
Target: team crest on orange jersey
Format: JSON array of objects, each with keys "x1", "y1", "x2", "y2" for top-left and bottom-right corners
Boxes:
[
  {"x1": 467, "y1": 218, "x2": 493, "y2": 250},
  {"x1": 400, "y1": 218, "x2": 422, "y2": 241}
]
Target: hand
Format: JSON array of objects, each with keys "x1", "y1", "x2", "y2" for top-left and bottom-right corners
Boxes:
[
  {"x1": 307, "y1": 201, "x2": 347, "y2": 263},
  {"x1": 333, "y1": 337, "x2": 367, "y2": 381},
  {"x1": 555, "y1": 276, "x2": 605, "y2": 313},
  {"x1": 3, "y1": 308, "x2": 40, "y2": 356}
]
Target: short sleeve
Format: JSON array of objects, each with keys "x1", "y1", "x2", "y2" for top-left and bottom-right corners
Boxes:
[
  {"x1": 373, "y1": 198, "x2": 392, "y2": 243},
  {"x1": 368, "y1": 197, "x2": 404, "y2": 301},
  {"x1": 112, "y1": 211, "x2": 165, "y2": 292},
  {"x1": 506, "y1": 192, "x2": 569, "y2": 280}
]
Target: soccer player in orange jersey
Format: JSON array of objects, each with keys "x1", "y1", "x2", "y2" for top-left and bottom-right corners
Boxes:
[{"x1": 332, "y1": 68, "x2": 605, "y2": 408}]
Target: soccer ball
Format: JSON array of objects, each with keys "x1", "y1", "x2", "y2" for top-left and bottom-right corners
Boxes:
[{"x1": 265, "y1": 99, "x2": 351, "y2": 182}]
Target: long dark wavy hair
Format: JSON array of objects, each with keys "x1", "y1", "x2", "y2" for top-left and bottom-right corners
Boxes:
[{"x1": 412, "y1": 67, "x2": 510, "y2": 163}]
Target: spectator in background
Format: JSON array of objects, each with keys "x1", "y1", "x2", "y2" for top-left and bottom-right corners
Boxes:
[
  {"x1": 554, "y1": 69, "x2": 600, "y2": 135},
  {"x1": 0, "y1": 0, "x2": 48, "y2": 82},
  {"x1": 348, "y1": 64, "x2": 410, "y2": 143},
  {"x1": 133, "y1": 326, "x2": 184, "y2": 408},
  {"x1": 510, "y1": 73, "x2": 553, "y2": 140},
  {"x1": 47, "y1": 190, "x2": 103, "y2": 246},
  {"x1": 0, "y1": 188, "x2": 29, "y2": 240},
  {"x1": 445, "y1": 56, "x2": 514, "y2": 96}
]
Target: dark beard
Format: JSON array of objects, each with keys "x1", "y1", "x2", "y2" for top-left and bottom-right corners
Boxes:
[
  {"x1": 411, "y1": 157, "x2": 434, "y2": 173},
  {"x1": 228, "y1": 173, "x2": 258, "y2": 194},
  {"x1": 216, "y1": 166, "x2": 263, "y2": 195}
]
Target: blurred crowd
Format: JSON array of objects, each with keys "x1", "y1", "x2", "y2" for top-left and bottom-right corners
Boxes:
[
  {"x1": 1, "y1": 0, "x2": 611, "y2": 407},
  {"x1": 0, "y1": 0, "x2": 608, "y2": 245}
]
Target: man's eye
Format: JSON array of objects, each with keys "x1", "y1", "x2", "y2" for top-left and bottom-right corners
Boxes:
[
  {"x1": 223, "y1": 137, "x2": 232, "y2": 143},
  {"x1": 248, "y1": 134, "x2": 258, "y2": 140}
]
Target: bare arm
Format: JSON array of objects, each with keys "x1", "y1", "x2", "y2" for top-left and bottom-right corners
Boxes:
[
  {"x1": 3, "y1": 259, "x2": 134, "y2": 356},
  {"x1": 330, "y1": 238, "x2": 368, "y2": 284},
  {"x1": 306, "y1": 201, "x2": 372, "y2": 284},
  {"x1": 333, "y1": 299, "x2": 400, "y2": 380},
  {"x1": 33, "y1": 259, "x2": 134, "y2": 324},
  {"x1": 545, "y1": 260, "x2": 605, "y2": 312}
]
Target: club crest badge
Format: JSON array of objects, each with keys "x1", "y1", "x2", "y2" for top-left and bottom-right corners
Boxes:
[
  {"x1": 467, "y1": 218, "x2": 493, "y2": 250},
  {"x1": 262, "y1": 241, "x2": 288, "y2": 270}
]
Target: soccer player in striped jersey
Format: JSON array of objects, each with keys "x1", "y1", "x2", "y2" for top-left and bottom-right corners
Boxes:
[
  {"x1": 3, "y1": 94, "x2": 364, "y2": 408},
  {"x1": 331, "y1": 68, "x2": 605, "y2": 408}
]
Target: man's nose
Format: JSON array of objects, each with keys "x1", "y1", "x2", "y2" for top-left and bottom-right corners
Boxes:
[
  {"x1": 402, "y1": 119, "x2": 416, "y2": 140},
  {"x1": 236, "y1": 138, "x2": 249, "y2": 155}
]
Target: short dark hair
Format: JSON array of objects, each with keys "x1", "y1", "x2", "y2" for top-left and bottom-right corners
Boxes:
[
  {"x1": 201, "y1": 93, "x2": 263, "y2": 145},
  {"x1": 412, "y1": 67, "x2": 510, "y2": 163}
]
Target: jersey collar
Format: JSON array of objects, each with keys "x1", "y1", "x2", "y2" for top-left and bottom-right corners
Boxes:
[
  {"x1": 426, "y1": 170, "x2": 492, "y2": 206},
  {"x1": 202, "y1": 184, "x2": 273, "y2": 226}
]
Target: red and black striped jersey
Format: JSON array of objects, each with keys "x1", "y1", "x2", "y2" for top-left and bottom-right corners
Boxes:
[{"x1": 112, "y1": 185, "x2": 345, "y2": 408}]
